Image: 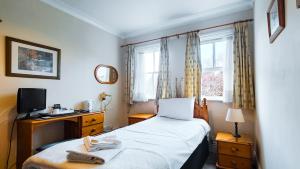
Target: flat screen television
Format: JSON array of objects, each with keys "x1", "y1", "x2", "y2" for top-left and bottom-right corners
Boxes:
[{"x1": 17, "y1": 88, "x2": 46, "y2": 118}]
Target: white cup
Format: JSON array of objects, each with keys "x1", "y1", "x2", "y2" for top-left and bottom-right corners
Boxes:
[{"x1": 83, "y1": 100, "x2": 94, "y2": 111}]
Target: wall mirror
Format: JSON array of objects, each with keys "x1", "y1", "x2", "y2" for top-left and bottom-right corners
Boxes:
[{"x1": 94, "y1": 64, "x2": 118, "y2": 84}]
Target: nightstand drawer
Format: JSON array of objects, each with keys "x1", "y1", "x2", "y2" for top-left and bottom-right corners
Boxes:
[
  {"x1": 82, "y1": 113, "x2": 104, "y2": 127},
  {"x1": 218, "y1": 141, "x2": 251, "y2": 158},
  {"x1": 218, "y1": 154, "x2": 251, "y2": 169},
  {"x1": 82, "y1": 124, "x2": 103, "y2": 137}
]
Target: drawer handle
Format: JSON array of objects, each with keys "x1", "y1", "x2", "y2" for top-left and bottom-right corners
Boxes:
[
  {"x1": 231, "y1": 147, "x2": 239, "y2": 152},
  {"x1": 231, "y1": 160, "x2": 237, "y2": 165},
  {"x1": 86, "y1": 118, "x2": 97, "y2": 123},
  {"x1": 90, "y1": 129, "x2": 96, "y2": 133}
]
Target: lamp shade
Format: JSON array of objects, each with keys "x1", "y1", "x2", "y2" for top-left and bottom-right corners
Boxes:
[{"x1": 226, "y1": 108, "x2": 245, "y2": 123}]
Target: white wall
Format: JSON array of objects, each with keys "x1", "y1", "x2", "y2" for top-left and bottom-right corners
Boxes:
[
  {"x1": 125, "y1": 9, "x2": 255, "y2": 140},
  {"x1": 0, "y1": 0, "x2": 127, "y2": 168},
  {"x1": 254, "y1": 0, "x2": 300, "y2": 169}
]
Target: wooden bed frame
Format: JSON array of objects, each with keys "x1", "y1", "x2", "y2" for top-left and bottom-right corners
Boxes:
[{"x1": 194, "y1": 98, "x2": 209, "y2": 123}]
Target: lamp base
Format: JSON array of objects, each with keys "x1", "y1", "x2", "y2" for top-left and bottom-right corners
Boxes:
[
  {"x1": 233, "y1": 133, "x2": 241, "y2": 138},
  {"x1": 233, "y1": 122, "x2": 241, "y2": 138}
]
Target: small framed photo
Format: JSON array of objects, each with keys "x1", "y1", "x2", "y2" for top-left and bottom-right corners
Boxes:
[
  {"x1": 6, "y1": 37, "x2": 61, "y2": 79},
  {"x1": 267, "y1": 0, "x2": 285, "y2": 43}
]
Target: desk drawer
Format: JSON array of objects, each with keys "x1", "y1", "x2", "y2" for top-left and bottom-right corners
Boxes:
[
  {"x1": 218, "y1": 154, "x2": 251, "y2": 169},
  {"x1": 82, "y1": 113, "x2": 104, "y2": 127},
  {"x1": 218, "y1": 141, "x2": 251, "y2": 158},
  {"x1": 82, "y1": 124, "x2": 103, "y2": 137}
]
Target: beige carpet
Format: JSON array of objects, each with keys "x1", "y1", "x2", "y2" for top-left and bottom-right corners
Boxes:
[{"x1": 203, "y1": 152, "x2": 217, "y2": 169}]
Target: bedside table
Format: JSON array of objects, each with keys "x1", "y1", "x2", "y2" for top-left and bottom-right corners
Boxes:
[
  {"x1": 216, "y1": 132, "x2": 253, "y2": 169},
  {"x1": 128, "y1": 113, "x2": 156, "y2": 125}
]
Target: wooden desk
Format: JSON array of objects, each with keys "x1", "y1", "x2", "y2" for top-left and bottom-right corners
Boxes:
[{"x1": 17, "y1": 112, "x2": 104, "y2": 169}]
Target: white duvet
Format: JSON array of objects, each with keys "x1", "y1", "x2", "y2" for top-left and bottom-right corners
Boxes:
[{"x1": 23, "y1": 117, "x2": 210, "y2": 169}]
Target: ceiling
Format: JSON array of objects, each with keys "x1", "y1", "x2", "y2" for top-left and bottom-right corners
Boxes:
[{"x1": 40, "y1": 0, "x2": 253, "y2": 38}]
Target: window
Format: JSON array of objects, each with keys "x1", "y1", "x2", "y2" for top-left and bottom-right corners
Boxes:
[
  {"x1": 200, "y1": 31, "x2": 233, "y2": 101},
  {"x1": 133, "y1": 44, "x2": 160, "y2": 102}
]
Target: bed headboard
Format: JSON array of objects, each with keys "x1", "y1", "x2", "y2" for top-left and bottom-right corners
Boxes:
[{"x1": 194, "y1": 98, "x2": 209, "y2": 123}]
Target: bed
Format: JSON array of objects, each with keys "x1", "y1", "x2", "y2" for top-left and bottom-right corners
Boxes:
[{"x1": 23, "y1": 99, "x2": 210, "y2": 169}]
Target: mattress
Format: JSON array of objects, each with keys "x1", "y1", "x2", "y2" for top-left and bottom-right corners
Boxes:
[{"x1": 23, "y1": 116, "x2": 210, "y2": 169}]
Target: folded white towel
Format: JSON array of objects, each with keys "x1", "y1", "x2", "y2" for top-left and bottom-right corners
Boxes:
[
  {"x1": 66, "y1": 146, "x2": 123, "y2": 165},
  {"x1": 84, "y1": 136, "x2": 122, "y2": 152},
  {"x1": 66, "y1": 150, "x2": 104, "y2": 164}
]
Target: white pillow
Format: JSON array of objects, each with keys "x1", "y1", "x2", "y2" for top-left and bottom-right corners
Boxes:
[{"x1": 157, "y1": 97, "x2": 195, "y2": 120}]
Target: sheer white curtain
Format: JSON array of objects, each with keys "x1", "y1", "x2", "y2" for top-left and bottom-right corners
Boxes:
[
  {"x1": 223, "y1": 37, "x2": 234, "y2": 103},
  {"x1": 133, "y1": 44, "x2": 160, "y2": 102},
  {"x1": 133, "y1": 51, "x2": 147, "y2": 102}
]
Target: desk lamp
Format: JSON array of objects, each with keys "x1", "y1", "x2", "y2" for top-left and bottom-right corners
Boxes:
[{"x1": 99, "y1": 92, "x2": 112, "y2": 112}]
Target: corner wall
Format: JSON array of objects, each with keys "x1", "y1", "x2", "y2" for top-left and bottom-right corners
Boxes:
[
  {"x1": 254, "y1": 0, "x2": 300, "y2": 168},
  {"x1": 0, "y1": 0, "x2": 127, "y2": 168}
]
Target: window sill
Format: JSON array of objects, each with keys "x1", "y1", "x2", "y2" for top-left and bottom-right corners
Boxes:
[
  {"x1": 133, "y1": 99, "x2": 156, "y2": 104},
  {"x1": 202, "y1": 96, "x2": 223, "y2": 102}
]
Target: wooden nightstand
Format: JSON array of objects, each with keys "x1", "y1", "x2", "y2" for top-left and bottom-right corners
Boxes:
[
  {"x1": 128, "y1": 113, "x2": 156, "y2": 125},
  {"x1": 216, "y1": 132, "x2": 253, "y2": 169}
]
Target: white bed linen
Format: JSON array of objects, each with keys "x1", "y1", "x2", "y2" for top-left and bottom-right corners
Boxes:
[{"x1": 23, "y1": 117, "x2": 210, "y2": 169}]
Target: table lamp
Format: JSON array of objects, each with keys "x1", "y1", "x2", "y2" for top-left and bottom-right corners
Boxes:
[{"x1": 226, "y1": 108, "x2": 245, "y2": 138}]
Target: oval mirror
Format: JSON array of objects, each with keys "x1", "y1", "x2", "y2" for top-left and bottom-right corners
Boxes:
[{"x1": 94, "y1": 64, "x2": 118, "y2": 84}]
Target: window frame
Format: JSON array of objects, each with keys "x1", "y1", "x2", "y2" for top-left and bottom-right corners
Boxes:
[
  {"x1": 143, "y1": 51, "x2": 159, "y2": 100},
  {"x1": 200, "y1": 35, "x2": 233, "y2": 101}
]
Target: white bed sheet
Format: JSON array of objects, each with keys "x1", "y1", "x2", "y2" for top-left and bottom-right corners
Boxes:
[{"x1": 23, "y1": 117, "x2": 210, "y2": 169}]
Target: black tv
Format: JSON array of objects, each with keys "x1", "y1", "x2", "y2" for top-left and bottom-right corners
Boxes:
[{"x1": 17, "y1": 88, "x2": 46, "y2": 118}]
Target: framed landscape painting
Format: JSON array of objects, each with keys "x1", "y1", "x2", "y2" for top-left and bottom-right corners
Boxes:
[
  {"x1": 5, "y1": 37, "x2": 61, "y2": 80},
  {"x1": 267, "y1": 0, "x2": 285, "y2": 43}
]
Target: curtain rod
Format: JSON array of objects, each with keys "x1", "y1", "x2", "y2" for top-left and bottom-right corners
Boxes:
[{"x1": 120, "y1": 19, "x2": 253, "y2": 48}]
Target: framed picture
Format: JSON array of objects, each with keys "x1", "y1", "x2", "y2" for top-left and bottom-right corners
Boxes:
[
  {"x1": 267, "y1": 0, "x2": 285, "y2": 43},
  {"x1": 297, "y1": 0, "x2": 300, "y2": 8},
  {"x1": 6, "y1": 37, "x2": 61, "y2": 79}
]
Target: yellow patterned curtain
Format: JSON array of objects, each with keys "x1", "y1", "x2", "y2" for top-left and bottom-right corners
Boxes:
[
  {"x1": 184, "y1": 32, "x2": 201, "y2": 101},
  {"x1": 233, "y1": 22, "x2": 255, "y2": 109}
]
